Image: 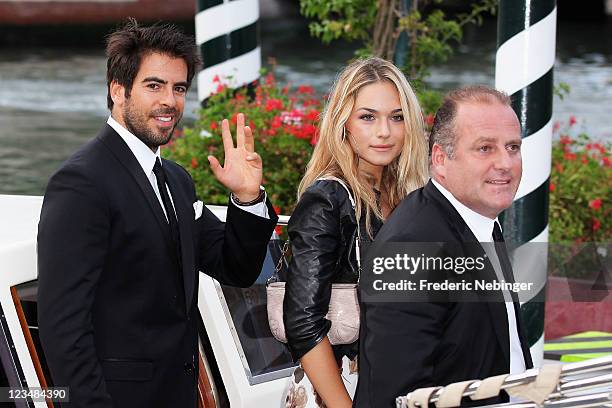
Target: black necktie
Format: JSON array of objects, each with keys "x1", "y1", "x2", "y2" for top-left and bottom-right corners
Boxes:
[
  {"x1": 492, "y1": 222, "x2": 515, "y2": 285},
  {"x1": 493, "y1": 221, "x2": 533, "y2": 368},
  {"x1": 153, "y1": 158, "x2": 181, "y2": 256}
]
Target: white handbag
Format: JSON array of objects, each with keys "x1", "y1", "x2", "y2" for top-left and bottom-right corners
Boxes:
[{"x1": 266, "y1": 177, "x2": 361, "y2": 345}]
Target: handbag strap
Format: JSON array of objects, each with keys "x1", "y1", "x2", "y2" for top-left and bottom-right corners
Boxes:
[
  {"x1": 269, "y1": 239, "x2": 290, "y2": 284},
  {"x1": 267, "y1": 177, "x2": 362, "y2": 286},
  {"x1": 317, "y1": 176, "x2": 356, "y2": 208}
]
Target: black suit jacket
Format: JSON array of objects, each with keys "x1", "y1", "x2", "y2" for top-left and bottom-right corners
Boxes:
[
  {"x1": 353, "y1": 181, "x2": 532, "y2": 408},
  {"x1": 37, "y1": 125, "x2": 278, "y2": 408}
]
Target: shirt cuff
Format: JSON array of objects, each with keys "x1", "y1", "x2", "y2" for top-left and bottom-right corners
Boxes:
[{"x1": 230, "y1": 192, "x2": 270, "y2": 219}]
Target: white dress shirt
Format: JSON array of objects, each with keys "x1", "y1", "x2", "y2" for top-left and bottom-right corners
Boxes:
[
  {"x1": 431, "y1": 178, "x2": 526, "y2": 375},
  {"x1": 107, "y1": 116, "x2": 269, "y2": 220}
]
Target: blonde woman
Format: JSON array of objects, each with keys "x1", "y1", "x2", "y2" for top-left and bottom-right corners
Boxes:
[{"x1": 283, "y1": 57, "x2": 429, "y2": 407}]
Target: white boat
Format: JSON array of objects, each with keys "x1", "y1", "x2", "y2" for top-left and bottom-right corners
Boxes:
[{"x1": 0, "y1": 194, "x2": 293, "y2": 407}]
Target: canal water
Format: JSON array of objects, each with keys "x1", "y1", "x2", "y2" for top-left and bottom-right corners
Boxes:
[{"x1": 1, "y1": 17, "x2": 611, "y2": 195}]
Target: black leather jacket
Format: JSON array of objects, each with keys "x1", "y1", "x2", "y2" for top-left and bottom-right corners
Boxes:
[{"x1": 283, "y1": 179, "x2": 382, "y2": 361}]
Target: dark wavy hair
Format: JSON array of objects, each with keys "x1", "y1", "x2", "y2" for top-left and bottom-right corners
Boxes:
[{"x1": 105, "y1": 18, "x2": 201, "y2": 109}]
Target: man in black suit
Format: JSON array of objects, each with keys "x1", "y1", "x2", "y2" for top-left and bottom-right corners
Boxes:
[
  {"x1": 37, "y1": 20, "x2": 277, "y2": 407},
  {"x1": 354, "y1": 86, "x2": 534, "y2": 407}
]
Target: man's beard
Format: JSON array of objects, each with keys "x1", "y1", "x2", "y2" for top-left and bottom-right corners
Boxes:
[{"x1": 123, "y1": 101, "x2": 181, "y2": 149}]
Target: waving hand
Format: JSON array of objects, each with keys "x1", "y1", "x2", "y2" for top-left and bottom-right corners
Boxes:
[{"x1": 208, "y1": 113, "x2": 262, "y2": 202}]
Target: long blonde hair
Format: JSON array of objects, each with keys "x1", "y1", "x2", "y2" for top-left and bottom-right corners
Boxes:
[{"x1": 298, "y1": 57, "x2": 429, "y2": 235}]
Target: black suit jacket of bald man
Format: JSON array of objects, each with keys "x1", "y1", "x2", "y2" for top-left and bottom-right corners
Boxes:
[{"x1": 353, "y1": 180, "x2": 533, "y2": 408}]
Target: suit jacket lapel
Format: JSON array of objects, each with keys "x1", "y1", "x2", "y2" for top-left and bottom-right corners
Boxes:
[
  {"x1": 164, "y1": 164, "x2": 196, "y2": 312},
  {"x1": 97, "y1": 125, "x2": 175, "y2": 254},
  {"x1": 424, "y1": 181, "x2": 512, "y2": 367},
  {"x1": 423, "y1": 182, "x2": 474, "y2": 242}
]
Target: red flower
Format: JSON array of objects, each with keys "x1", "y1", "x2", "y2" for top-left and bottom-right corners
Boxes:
[
  {"x1": 272, "y1": 205, "x2": 281, "y2": 215},
  {"x1": 589, "y1": 198, "x2": 602, "y2": 211},
  {"x1": 593, "y1": 143, "x2": 606, "y2": 155},
  {"x1": 231, "y1": 113, "x2": 238, "y2": 125},
  {"x1": 274, "y1": 225, "x2": 284, "y2": 236},
  {"x1": 549, "y1": 183, "x2": 556, "y2": 192},
  {"x1": 190, "y1": 157, "x2": 198, "y2": 169},
  {"x1": 310, "y1": 130, "x2": 320, "y2": 146},
  {"x1": 603, "y1": 157, "x2": 611, "y2": 167},
  {"x1": 302, "y1": 124, "x2": 317, "y2": 137},
  {"x1": 564, "y1": 152, "x2": 577, "y2": 161},
  {"x1": 265, "y1": 72, "x2": 275, "y2": 86},
  {"x1": 306, "y1": 110, "x2": 320, "y2": 122},
  {"x1": 303, "y1": 99, "x2": 321, "y2": 108},
  {"x1": 425, "y1": 113, "x2": 435, "y2": 127},
  {"x1": 297, "y1": 85, "x2": 314, "y2": 95},
  {"x1": 271, "y1": 116, "x2": 282, "y2": 129},
  {"x1": 555, "y1": 163, "x2": 564, "y2": 173},
  {"x1": 265, "y1": 98, "x2": 283, "y2": 112},
  {"x1": 210, "y1": 121, "x2": 218, "y2": 130},
  {"x1": 581, "y1": 155, "x2": 589, "y2": 164},
  {"x1": 216, "y1": 84, "x2": 225, "y2": 93},
  {"x1": 212, "y1": 74, "x2": 220, "y2": 83},
  {"x1": 569, "y1": 115, "x2": 577, "y2": 126},
  {"x1": 289, "y1": 124, "x2": 317, "y2": 140},
  {"x1": 592, "y1": 217, "x2": 601, "y2": 231},
  {"x1": 560, "y1": 135, "x2": 572, "y2": 145}
]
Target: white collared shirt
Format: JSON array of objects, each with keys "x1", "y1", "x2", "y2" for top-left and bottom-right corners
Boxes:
[
  {"x1": 106, "y1": 116, "x2": 269, "y2": 220},
  {"x1": 431, "y1": 178, "x2": 527, "y2": 375}
]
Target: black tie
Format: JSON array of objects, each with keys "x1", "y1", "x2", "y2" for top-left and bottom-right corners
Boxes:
[
  {"x1": 493, "y1": 221, "x2": 533, "y2": 368},
  {"x1": 492, "y1": 222, "x2": 515, "y2": 285},
  {"x1": 153, "y1": 158, "x2": 181, "y2": 257}
]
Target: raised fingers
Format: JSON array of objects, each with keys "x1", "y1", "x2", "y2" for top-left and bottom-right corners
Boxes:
[
  {"x1": 221, "y1": 118, "x2": 234, "y2": 153},
  {"x1": 236, "y1": 113, "x2": 245, "y2": 149},
  {"x1": 244, "y1": 125, "x2": 255, "y2": 153}
]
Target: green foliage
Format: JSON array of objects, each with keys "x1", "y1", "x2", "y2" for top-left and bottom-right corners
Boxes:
[
  {"x1": 416, "y1": 87, "x2": 443, "y2": 127},
  {"x1": 299, "y1": 0, "x2": 497, "y2": 84},
  {"x1": 549, "y1": 118, "x2": 611, "y2": 243},
  {"x1": 399, "y1": 8, "x2": 462, "y2": 80},
  {"x1": 300, "y1": 0, "x2": 377, "y2": 44},
  {"x1": 553, "y1": 82, "x2": 571, "y2": 101},
  {"x1": 416, "y1": 87, "x2": 443, "y2": 113},
  {"x1": 164, "y1": 73, "x2": 321, "y2": 214}
]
